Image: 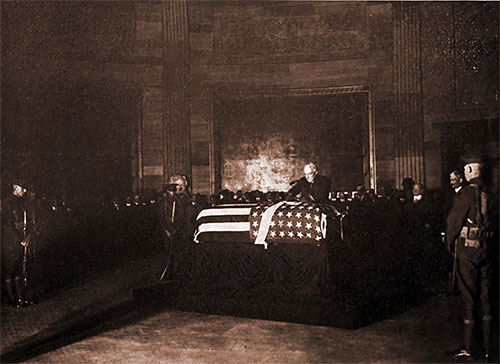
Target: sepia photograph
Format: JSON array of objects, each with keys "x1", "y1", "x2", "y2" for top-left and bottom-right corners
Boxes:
[{"x1": 1, "y1": 1, "x2": 498, "y2": 362}]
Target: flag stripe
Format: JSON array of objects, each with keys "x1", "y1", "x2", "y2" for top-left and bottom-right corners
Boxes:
[
  {"x1": 197, "y1": 221, "x2": 250, "y2": 233},
  {"x1": 196, "y1": 207, "x2": 252, "y2": 220},
  {"x1": 194, "y1": 232, "x2": 250, "y2": 243},
  {"x1": 197, "y1": 215, "x2": 249, "y2": 224},
  {"x1": 194, "y1": 222, "x2": 251, "y2": 243}
]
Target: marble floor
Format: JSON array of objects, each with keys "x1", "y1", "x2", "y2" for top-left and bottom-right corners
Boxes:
[{"x1": 0, "y1": 251, "x2": 496, "y2": 363}]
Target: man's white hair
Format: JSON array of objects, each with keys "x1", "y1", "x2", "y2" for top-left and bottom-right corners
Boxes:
[{"x1": 304, "y1": 163, "x2": 318, "y2": 173}]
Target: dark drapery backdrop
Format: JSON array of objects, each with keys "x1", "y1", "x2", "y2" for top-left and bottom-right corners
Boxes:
[
  {"x1": 215, "y1": 93, "x2": 369, "y2": 192},
  {"x1": 438, "y1": 119, "x2": 499, "y2": 191}
]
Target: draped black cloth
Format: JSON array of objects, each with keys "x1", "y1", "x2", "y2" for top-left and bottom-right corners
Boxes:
[
  {"x1": 178, "y1": 242, "x2": 330, "y2": 299},
  {"x1": 170, "y1": 198, "x2": 445, "y2": 328}
]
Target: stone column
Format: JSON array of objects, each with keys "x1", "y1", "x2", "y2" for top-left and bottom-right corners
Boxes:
[
  {"x1": 393, "y1": 2, "x2": 425, "y2": 187},
  {"x1": 162, "y1": 0, "x2": 191, "y2": 184}
]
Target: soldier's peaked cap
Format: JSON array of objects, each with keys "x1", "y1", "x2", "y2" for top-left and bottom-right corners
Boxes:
[{"x1": 461, "y1": 154, "x2": 484, "y2": 166}]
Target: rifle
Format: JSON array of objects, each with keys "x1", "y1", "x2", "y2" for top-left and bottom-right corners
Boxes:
[
  {"x1": 22, "y1": 210, "x2": 30, "y2": 297},
  {"x1": 160, "y1": 198, "x2": 176, "y2": 281}
]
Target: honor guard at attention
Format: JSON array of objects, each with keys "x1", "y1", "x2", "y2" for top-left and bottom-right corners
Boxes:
[{"x1": 446, "y1": 156, "x2": 498, "y2": 360}]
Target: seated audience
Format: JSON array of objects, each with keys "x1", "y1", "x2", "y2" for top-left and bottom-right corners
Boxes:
[
  {"x1": 218, "y1": 189, "x2": 234, "y2": 204},
  {"x1": 354, "y1": 184, "x2": 366, "y2": 201},
  {"x1": 234, "y1": 190, "x2": 245, "y2": 202},
  {"x1": 364, "y1": 188, "x2": 377, "y2": 203}
]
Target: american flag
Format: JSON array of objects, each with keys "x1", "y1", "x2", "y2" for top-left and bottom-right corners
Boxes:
[
  {"x1": 193, "y1": 204, "x2": 254, "y2": 243},
  {"x1": 249, "y1": 202, "x2": 327, "y2": 245},
  {"x1": 193, "y1": 202, "x2": 328, "y2": 245}
]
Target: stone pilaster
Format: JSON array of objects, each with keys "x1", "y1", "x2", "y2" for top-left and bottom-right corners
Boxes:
[
  {"x1": 393, "y1": 2, "x2": 425, "y2": 186},
  {"x1": 163, "y1": 0, "x2": 191, "y2": 184}
]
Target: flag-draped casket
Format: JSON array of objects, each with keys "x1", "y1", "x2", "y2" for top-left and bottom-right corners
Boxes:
[
  {"x1": 193, "y1": 201, "x2": 335, "y2": 247},
  {"x1": 178, "y1": 201, "x2": 339, "y2": 326},
  {"x1": 173, "y1": 199, "x2": 433, "y2": 329}
]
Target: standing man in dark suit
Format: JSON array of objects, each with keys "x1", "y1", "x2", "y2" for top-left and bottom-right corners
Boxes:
[
  {"x1": 446, "y1": 157, "x2": 498, "y2": 360},
  {"x1": 447, "y1": 169, "x2": 467, "y2": 216},
  {"x1": 450, "y1": 169, "x2": 466, "y2": 196},
  {"x1": 401, "y1": 177, "x2": 415, "y2": 204},
  {"x1": 445, "y1": 169, "x2": 467, "y2": 293},
  {"x1": 287, "y1": 163, "x2": 331, "y2": 203}
]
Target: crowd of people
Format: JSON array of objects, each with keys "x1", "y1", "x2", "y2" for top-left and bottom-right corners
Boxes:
[
  {"x1": 1, "y1": 158, "x2": 497, "y2": 361},
  {"x1": 1, "y1": 181, "x2": 165, "y2": 308},
  {"x1": 206, "y1": 160, "x2": 498, "y2": 361},
  {"x1": 0, "y1": 164, "x2": 468, "y2": 305}
]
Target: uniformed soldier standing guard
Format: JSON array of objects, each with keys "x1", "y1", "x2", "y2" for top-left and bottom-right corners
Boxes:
[
  {"x1": 446, "y1": 157, "x2": 498, "y2": 360},
  {"x1": 1, "y1": 179, "x2": 36, "y2": 307},
  {"x1": 157, "y1": 174, "x2": 194, "y2": 281}
]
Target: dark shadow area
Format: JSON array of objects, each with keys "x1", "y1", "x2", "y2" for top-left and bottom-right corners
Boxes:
[
  {"x1": 0, "y1": 196, "x2": 164, "y2": 306},
  {"x1": 1, "y1": 85, "x2": 137, "y2": 201},
  {"x1": 165, "y1": 273, "x2": 436, "y2": 330},
  {"x1": 438, "y1": 119, "x2": 499, "y2": 191},
  {"x1": 1, "y1": 295, "x2": 172, "y2": 363}
]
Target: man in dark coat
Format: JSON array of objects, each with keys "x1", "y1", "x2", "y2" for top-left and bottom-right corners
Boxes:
[
  {"x1": 287, "y1": 163, "x2": 331, "y2": 203},
  {"x1": 446, "y1": 157, "x2": 498, "y2": 360},
  {"x1": 408, "y1": 183, "x2": 441, "y2": 231},
  {"x1": 446, "y1": 169, "x2": 467, "y2": 218},
  {"x1": 402, "y1": 177, "x2": 415, "y2": 204},
  {"x1": 444, "y1": 169, "x2": 467, "y2": 293}
]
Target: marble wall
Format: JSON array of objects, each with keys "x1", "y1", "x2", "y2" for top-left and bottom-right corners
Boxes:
[
  {"x1": 2, "y1": 1, "x2": 498, "y2": 196},
  {"x1": 189, "y1": 1, "x2": 392, "y2": 193}
]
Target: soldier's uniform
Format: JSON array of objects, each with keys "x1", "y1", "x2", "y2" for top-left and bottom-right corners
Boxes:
[
  {"x1": 157, "y1": 177, "x2": 195, "y2": 280},
  {"x1": 446, "y1": 159, "x2": 498, "y2": 360},
  {"x1": 1, "y1": 181, "x2": 36, "y2": 307}
]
